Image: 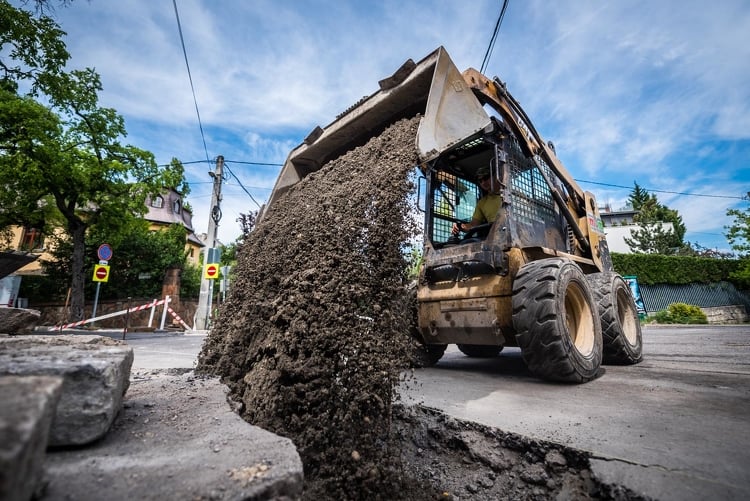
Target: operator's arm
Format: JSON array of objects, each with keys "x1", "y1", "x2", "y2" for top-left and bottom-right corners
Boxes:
[{"x1": 452, "y1": 201, "x2": 486, "y2": 234}]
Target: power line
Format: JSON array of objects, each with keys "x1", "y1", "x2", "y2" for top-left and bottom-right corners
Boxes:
[
  {"x1": 172, "y1": 0, "x2": 211, "y2": 167},
  {"x1": 223, "y1": 162, "x2": 262, "y2": 209},
  {"x1": 480, "y1": 0, "x2": 509, "y2": 74},
  {"x1": 224, "y1": 159, "x2": 284, "y2": 167},
  {"x1": 577, "y1": 179, "x2": 746, "y2": 200}
]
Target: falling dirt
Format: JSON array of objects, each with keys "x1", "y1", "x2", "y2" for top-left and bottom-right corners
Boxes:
[{"x1": 196, "y1": 117, "x2": 645, "y2": 500}]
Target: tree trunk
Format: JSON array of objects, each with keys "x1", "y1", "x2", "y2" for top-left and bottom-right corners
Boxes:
[{"x1": 69, "y1": 221, "x2": 87, "y2": 322}]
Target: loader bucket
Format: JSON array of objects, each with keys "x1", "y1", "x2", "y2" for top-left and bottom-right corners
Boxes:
[{"x1": 262, "y1": 47, "x2": 491, "y2": 218}]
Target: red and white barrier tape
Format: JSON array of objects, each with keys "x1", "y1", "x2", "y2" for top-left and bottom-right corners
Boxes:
[
  {"x1": 167, "y1": 306, "x2": 192, "y2": 331},
  {"x1": 53, "y1": 298, "x2": 167, "y2": 331}
]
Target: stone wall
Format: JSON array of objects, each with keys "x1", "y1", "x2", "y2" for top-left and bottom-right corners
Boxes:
[{"x1": 700, "y1": 305, "x2": 749, "y2": 324}]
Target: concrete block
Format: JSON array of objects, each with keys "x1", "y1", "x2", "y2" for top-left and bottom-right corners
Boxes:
[
  {"x1": 0, "y1": 335, "x2": 133, "y2": 446},
  {"x1": 0, "y1": 375, "x2": 62, "y2": 501},
  {"x1": 0, "y1": 308, "x2": 41, "y2": 335}
]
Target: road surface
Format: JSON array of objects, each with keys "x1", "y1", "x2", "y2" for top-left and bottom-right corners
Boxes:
[{"x1": 400, "y1": 325, "x2": 750, "y2": 501}]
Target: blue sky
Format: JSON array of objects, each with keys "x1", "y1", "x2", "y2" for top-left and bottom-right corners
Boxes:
[{"x1": 33, "y1": 0, "x2": 750, "y2": 250}]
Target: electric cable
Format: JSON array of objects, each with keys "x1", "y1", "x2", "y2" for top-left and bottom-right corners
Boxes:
[
  {"x1": 480, "y1": 0, "x2": 509, "y2": 74},
  {"x1": 223, "y1": 162, "x2": 263, "y2": 209},
  {"x1": 172, "y1": 0, "x2": 211, "y2": 168},
  {"x1": 577, "y1": 179, "x2": 746, "y2": 200}
]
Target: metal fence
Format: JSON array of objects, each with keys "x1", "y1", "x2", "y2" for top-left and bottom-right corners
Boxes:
[{"x1": 639, "y1": 281, "x2": 750, "y2": 313}]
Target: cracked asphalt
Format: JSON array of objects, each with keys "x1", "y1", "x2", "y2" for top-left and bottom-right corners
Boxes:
[
  {"x1": 102, "y1": 324, "x2": 749, "y2": 500},
  {"x1": 399, "y1": 324, "x2": 750, "y2": 501}
]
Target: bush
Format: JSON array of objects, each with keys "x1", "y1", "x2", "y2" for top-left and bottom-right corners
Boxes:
[
  {"x1": 611, "y1": 253, "x2": 743, "y2": 286},
  {"x1": 648, "y1": 302, "x2": 708, "y2": 324}
]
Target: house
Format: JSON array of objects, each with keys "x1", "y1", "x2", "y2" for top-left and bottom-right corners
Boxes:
[
  {"x1": 2, "y1": 189, "x2": 203, "y2": 276},
  {"x1": 144, "y1": 188, "x2": 205, "y2": 265},
  {"x1": 599, "y1": 206, "x2": 674, "y2": 254}
]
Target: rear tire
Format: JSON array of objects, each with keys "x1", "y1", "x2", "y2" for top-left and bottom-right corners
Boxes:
[
  {"x1": 410, "y1": 343, "x2": 447, "y2": 367},
  {"x1": 512, "y1": 258, "x2": 602, "y2": 383},
  {"x1": 586, "y1": 272, "x2": 643, "y2": 365},
  {"x1": 457, "y1": 344, "x2": 503, "y2": 358}
]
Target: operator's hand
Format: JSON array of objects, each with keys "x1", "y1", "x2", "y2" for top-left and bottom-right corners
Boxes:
[{"x1": 451, "y1": 222, "x2": 463, "y2": 235}]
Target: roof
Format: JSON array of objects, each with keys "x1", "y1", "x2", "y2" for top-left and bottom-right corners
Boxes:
[{"x1": 144, "y1": 189, "x2": 204, "y2": 248}]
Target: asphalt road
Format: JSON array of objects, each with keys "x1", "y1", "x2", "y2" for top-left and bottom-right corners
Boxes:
[
  {"x1": 400, "y1": 325, "x2": 750, "y2": 501},
  {"x1": 110, "y1": 325, "x2": 750, "y2": 500}
]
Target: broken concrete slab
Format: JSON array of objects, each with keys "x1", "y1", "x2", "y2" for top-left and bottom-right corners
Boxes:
[
  {"x1": 40, "y1": 371, "x2": 304, "y2": 501},
  {"x1": 0, "y1": 307, "x2": 41, "y2": 335},
  {"x1": 0, "y1": 375, "x2": 62, "y2": 501},
  {"x1": 0, "y1": 335, "x2": 133, "y2": 446}
]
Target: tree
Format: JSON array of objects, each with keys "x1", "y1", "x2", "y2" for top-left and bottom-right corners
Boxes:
[
  {"x1": 725, "y1": 206, "x2": 750, "y2": 256},
  {"x1": 626, "y1": 182, "x2": 651, "y2": 211},
  {"x1": 0, "y1": 3, "x2": 185, "y2": 320},
  {"x1": 624, "y1": 183, "x2": 686, "y2": 254},
  {"x1": 725, "y1": 205, "x2": 750, "y2": 289},
  {"x1": 41, "y1": 220, "x2": 190, "y2": 301}
]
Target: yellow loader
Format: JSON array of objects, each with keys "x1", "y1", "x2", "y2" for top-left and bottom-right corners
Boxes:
[{"x1": 264, "y1": 47, "x2": 642, "y2": 383}]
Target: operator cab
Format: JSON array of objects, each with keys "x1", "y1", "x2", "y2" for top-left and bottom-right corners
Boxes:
[{"x1": 424, "y1": 120, "x2": 508, "y2": 250}]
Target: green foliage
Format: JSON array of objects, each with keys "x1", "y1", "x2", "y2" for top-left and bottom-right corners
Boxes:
[
  {"x1": 725, "y1": 206, "x2": 750, "y2": 257},
  {"x1": 648, "y1": 303, "x2": 708, "y2": 324},
  {"x1": 623, "y1": 182, "x2": 686, "y2": 254},
  {"x1": 728, "y1": 259, "x2": 750, "y2": 290},
  {"x1": 1, "y1": 2, "x2": 187, "y2": 320},
  {"x1": 180, "y1": 264, "x2": 202, "y2": 299},
  {"x1": 611, "y1": 252, "x2": 744, "y2": 287},
  {"x1": 406, "y1": 245, "x2": 423, "y2": 280},
  {"x1": 31, "y1": 222, "x2": 190, "y2": 301}
]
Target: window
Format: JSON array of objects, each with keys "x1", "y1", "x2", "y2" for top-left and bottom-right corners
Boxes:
[
  {"x1": 151, "y1": 195, "x2": 164, "y2": 208},
  {"x1": 430, "y1": 172, "x2": 481, "y2": 243},
  {"x1": 19, "y1": 227, "x2": 44, "y2": 252},
  {"x1": 173, "y1": 200, "x2": 181, "y2": 214}
]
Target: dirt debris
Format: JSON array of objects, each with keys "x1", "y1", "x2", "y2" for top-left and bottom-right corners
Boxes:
[
  {"x1": 196, "y1": 116, "x2": 645, "y2": 500},
  {"x1": 198, "y1": 116, "x2": 425, "y2": 499}
]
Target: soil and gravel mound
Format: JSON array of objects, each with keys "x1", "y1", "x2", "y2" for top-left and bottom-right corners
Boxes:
[{"x1": 197, "y1": 116, "x2": 645, "y2": 500}]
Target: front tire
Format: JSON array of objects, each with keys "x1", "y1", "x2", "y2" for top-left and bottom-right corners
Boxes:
[
  {"x1": 457, "y1": 344, "x2": 503, "y2": 358},
  {"x1": 410, "y1": 343, "x2": 447, "y2": 368},
  {"x1": 586, "y1": 272, "x2": 643, "y2": 365},
  {"x1": 512, "y1": 258, "x2": 603, "y2": 383}
]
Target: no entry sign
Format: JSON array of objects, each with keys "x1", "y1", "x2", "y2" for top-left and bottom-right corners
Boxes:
[
  {"x1": 92, "y1": 264, "x2": 110, "y2": 283},
  {"x1": 204, "y1": 263, "x2": 219, "y2": 280}
]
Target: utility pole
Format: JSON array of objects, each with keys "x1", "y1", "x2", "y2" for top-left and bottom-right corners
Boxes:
[{"x1": 195, "y1": 155, "x2": 223, "y2": 330}]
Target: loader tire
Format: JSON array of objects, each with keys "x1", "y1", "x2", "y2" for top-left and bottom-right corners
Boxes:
[
  {"x1": 410, "y1": 343, "x2": 447, "y2": 368},
  {"x1": 512, "y1": 258, "x2": 602, "y2": 383},
  {"x1": 586, "y1": 272, "x2": 643, "y2": 365},
  {"x1": 457, "y1": 344, "x2": 503, "y2": 358}
]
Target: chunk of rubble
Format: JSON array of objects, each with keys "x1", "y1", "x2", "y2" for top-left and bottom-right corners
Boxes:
[
  {"x1": 0, "y1": 335, "x2": 133, "y2": 446},
  {"x1": 0, "y1": 307, "x2": 41, "y2": 334},
  {"x1": 0, "y1": 375, "x2": 62, "y2": 501}
]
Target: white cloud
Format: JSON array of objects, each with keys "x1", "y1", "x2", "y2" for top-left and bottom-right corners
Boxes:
[{"x1": 30, "y1": 0, "x2": 749, "y2": 248}]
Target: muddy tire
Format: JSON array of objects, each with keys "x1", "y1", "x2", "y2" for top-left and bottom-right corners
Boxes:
[
  {"x1": 512, "y1": 258, "x2": 602, "y2": 383},
  {"x1": 410, "y1": 343, "x2": 447, "y2": 368},
  {"x1": 586, "y1": 272, "x2": 643, "y2": 365},
  {"x1": 457, "y1": 344, "x2": 503, "y2": 358}
]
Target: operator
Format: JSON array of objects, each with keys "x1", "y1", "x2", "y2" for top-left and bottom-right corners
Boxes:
[{"x1": 451, "y1": 166, "x2": 502, "y2": 235}]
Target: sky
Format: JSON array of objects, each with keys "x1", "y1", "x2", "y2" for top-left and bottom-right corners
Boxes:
[{"x1": 24, "y1": 0, "x2": 750, "y2": 251}]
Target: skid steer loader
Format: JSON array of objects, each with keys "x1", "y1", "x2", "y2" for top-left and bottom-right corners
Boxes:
[{"x1": 263, "y1": 47, "x2": 643, "y2": 383}]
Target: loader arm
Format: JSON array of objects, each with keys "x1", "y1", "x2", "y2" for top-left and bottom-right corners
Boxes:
[
  {"x1": 461, "y1": 68, "x2": 608, "y2": 268},
  {"x1": 461, "y1": 68, "x2": 586, "y2": 212}
]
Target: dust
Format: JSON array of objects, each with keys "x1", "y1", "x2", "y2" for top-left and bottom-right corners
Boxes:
[{"x1": 197, "y1": 116, "x2": 432, "y2": 499}]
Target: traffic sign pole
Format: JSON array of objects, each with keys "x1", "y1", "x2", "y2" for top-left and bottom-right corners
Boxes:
[{"x1": 92, "y1": 282, "x2": 102, "y2": 322}]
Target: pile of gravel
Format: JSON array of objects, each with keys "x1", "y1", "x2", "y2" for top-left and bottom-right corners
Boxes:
[{"x1": 197, "y1": 116, "x2": 436, "y2": 499}]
